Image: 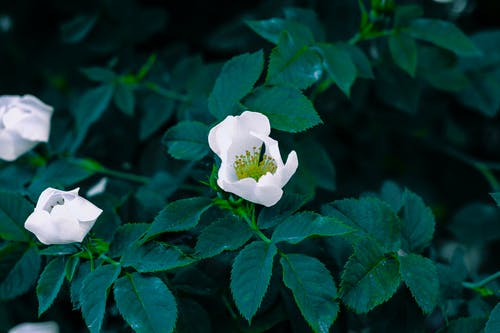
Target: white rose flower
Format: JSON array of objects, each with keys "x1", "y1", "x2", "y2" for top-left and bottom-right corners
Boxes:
[
  {"x1": 0, "y1": 94, "x2": 53, "y2": 161},
  {"x1": 24, "y1": 188, "x2": 103, "y2": 245},
  {"x1": 8, "y1": 321, "x2": 59, "y2": 333},
  {"x1": 208, "y1": 111, "x2": 298, "y2": 207}
]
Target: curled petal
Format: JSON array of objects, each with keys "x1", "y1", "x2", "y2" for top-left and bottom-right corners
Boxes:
[
  {"x1": 279, "y1": 150, "x2": 299, "y2": 187},
  {"x1": 219, "y1": 177, "x2": 283, "y2": 207},
  {"x1": 0, "y1": 130, "x2": 37, "y2": 161},
  {"x1": 65, "y1": 195, "x2": 103, "y2": 222}
]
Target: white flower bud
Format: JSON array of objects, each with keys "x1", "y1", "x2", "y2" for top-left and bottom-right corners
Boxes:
[
  {"x1": 24, "y1": 188, "x2": 103, "y2": 245},
  {"x1": 8, "y1": 321, "x2": 59, "y2": 333},
  {"x1": 0, "y1": 94, "x2": 53, "y2": 161}
]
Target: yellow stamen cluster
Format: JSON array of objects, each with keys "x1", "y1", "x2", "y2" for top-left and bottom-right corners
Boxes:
[{"x1": 234, "y1": 146, "x2": 277, "y2": 181}]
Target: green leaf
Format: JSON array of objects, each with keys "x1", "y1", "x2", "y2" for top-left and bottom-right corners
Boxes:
[
  {"x1": 319, "y1": 43, "x2": 357, "y2": 96},
  {"x1": 394, "y1": 5, "x2": 424, "y2": 27},
  {"x1": 405, "y1": 19, "x2": 481, "y2": 57},
  {"x1": 271, "y1": 212, "x2": 352, "y2": 244},
  {"x1": 37, "y1": 257, "x2": 66, "y2": 315},
  {"x1": 400, "y1": 189, "x2": 435, "y2": 253},
  {"x1": 162, "y1": 121, "x2": 210, "y2": 161},
  {"x1": 380, "y1": 180, "x2": 404, "y2": 212},
  {"x1": 245, "y1": 19, "x2": 314, "y2": 45},
  {"x1": 109, "y1": 223, "x2": 150, "y2": 258},
  {"x1": 340, "y1": 238, "x2": 401, "y2": 313},
  {"x1": 114, "y1": 82, "x2": 135, "y2": 116},
  {"x1": 80, "y1": 67, "x2": 116, "y2": 83},
  {"x1": 486, "y1": 302, "x2": 500, "y2": 333},
  {"x1": 27, "y1": 158, "x2": 95, "y2": 199},
  {"x1": 245, "y1": 86, "x2": 322, "y2": 132},
  {"x1": 208, "y1": 50, "x2": 264, "y2": 119},
  {"x1": 449, "y1": 203, "x2": 500, "y2": 245},
  {"x1": 343, "y1": 44, "x2": 374, "y2": 79},
  {"x1": 0, "y1": 246, "x2": 40, "y2": 300},
  {"x1": 65, "y1": 256, "x2": 80, "y2": 281},
  {"x1": 389, "y1": 33, "x2": 418, "y2": 77},
  {"x1": 283, "y1": 7, "x2": 325, "y2": 41},
  {"x1": 231, "y1": 241, "x2": 277, "y2": 322},
  {"x1": 80, "y1": 265, "x2": 121, "y2": 333},
  {"x1": 114, "y1": 273, "x2": 177, "y2": 333},
  {"x1": 258, "y1": 192, "x2": 310, "y2": 229},
  {"x1": 121, "y1": 242, "x2": 193, "y2": 272},
  {"x1": 70, "y1": 262, "x2": 91, "y2": 309},
  {"x1": 491, "y1": 193, "x2": 500, "y2": 207},
  {"x1": 266, "y1": 31, "x2": 323, "y2": 90},
  {"x1": 195, "y1": 214, "x2": 253, "y2": 258},
  {"x1": 437, "y1": 317, "x2": 487, "y2": 333},
  {"x1": 246, "y1": 18, "x2": 288, "y2": 44},
  {"x1": 139, "y1": 95, "x2": 174, "y2": 140},
  {"x1": 0, "y1": 191, "x2": 33, "y2": 242},
  {"x1": 61, "y1": 14, "x2": 98, "y2": 43},
  {"x1": 145, "y1": 197, "x2": 212, "y2": 239},
  {"x1": 281, "y1": 254, "x2": 338, "y2": 333},
  {"x1": 39, "y1": 244, "x2": 79, "y2": 256},
  {"x1": 398, "y1": 253, "x2": 439, "y2": 314},
  {"x1": 322, "y1": 197, "x2": 401, "y2": 252},
  {"x1": 71, "y1": 84, "x2": 114, "y2": 152}
]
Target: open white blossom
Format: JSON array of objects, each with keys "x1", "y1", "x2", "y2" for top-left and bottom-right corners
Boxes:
[
  {"x1": 24, "y1": 188, "x2": 103, "y2": 245},
  {"x1": 208, "y1": 111, "x2": 298, "y2": 207},
  {"x1": 8, "y1": 321, "x2": 59, "y2": 333},
  {"x1": 0, "y1": 94, "x2": 53, "y2": 161}
]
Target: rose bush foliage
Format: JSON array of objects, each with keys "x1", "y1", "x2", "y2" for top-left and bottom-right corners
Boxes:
[{"x1": 1, "y1": 0, "x2": 500, "y2": 332}]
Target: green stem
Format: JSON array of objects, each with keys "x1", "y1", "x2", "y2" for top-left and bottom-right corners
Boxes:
[
  {"x1": 144, "y1": 82, "x2": 191, "y2": 102},
  {"x1": 97, "y1": 166, "x2": 150, "y2": 184},
  {"x1": 463, "y1": 270, "x2": 500, "y2": 289},
  {"x1": 239, "y1": 204, "x2": 272, "y2": 244},
  {"x1": 99, "y1": 254, "x2": 121, "y2": 266}
]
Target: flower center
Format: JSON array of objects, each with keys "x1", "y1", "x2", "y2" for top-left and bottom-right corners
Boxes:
[{"x1": 234, "y1": 145, "x2": 277, "y2": 181}]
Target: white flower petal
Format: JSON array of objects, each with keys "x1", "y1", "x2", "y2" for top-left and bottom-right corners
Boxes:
[
  {"x1": 65, "y1": 196, "x2": 103, "y2": 222},
  {"x1": 249, "y1": 131, "x2": 285, "y2": 167},
  {"x1": 5, "y1": 112, "x2": 51, "y2": 142},
  {"x1": 48, "y1": 205, "x2": 88, "y2": 243},
  {"x1": 220, "y1": 177, "x2": 283, "y2": 207},
  {"x1": 0, "y1": 130, "x2": 37, "y2": 161},
  {"x1": 236, "y1": 111, "x2": 271, "y2": 137},
  {"x1": 24, "y1": 210, "x2": 64, "y2": 245},
  {"x1": 8, "y1": 321, "x2": 59, "y2": 333},
  {"x1": 279, "y1": 150, "x2": 299, "y2": 187},
  {"x1": 208, "y1": 115, "x2": 236, "y2": 159}
]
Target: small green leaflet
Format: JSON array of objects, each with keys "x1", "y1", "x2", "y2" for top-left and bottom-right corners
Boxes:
[
  {"x1": 245, "y1": 86, "x2": 322, "y2": 133},
  {"x1": 340, "y1": 238, "x2": 401, "y2": 313},
  {"x1": 258, "y1": 192, "x2": 310, "y2": 229},
  {"x1": 281, "y1": 254, "x2": 339, "y2": 333},
  {"x1": 271, "y1": 211, "x2": 352, "y2": 244},
  {"x1": 145, "y1": 197, "x2": 212, "y2": 239},
  {"x1": 389, "y1": 33, "x2": 418, "y2": 77},
  {"x1": 485, "y1": 302, "x2": 500, "y2": 333},
  {"x1": 266, "y1": 30, "x2": 322, "y2": 90},
  {"x1": 490, "y1": 192, "x2": 500, "y2": 207},
  {"x1": 80, "y1": 265, "x2": 121, "y2": 333},
  {"x1": 230, "y1": 241, "x2": 277, "y2": 322},
  {"x1": 208, "y1": 50, "x2": 264, "y2": 119},
  {"x1": 162, "y1": 121, "x2": 210, "y2": 161},
  {"x1": 0, "y1": 245, "x2": 40, "y2": 300},
  {"x1": 108, "y1": 223, "x2": 150, "y2": 258},
  {"x1": 405, "y1": 18, "x2": 481, "y2": 57},
  {"x1": 398, "y1": 253, "x2": 439, "y2": 314},
  {"x1": 80, "y1": 66, "x2": 116, "y2": 83},
  {"x1": 71, "y1": 84, "x2": 114, "y2": 152},
  {"x1": 60, "y1": 14, "x2": 98, "y2": 43},
  {"x1": 319, "y1": 43, "x2": 357, "y2": 96},
  {"x1": 113, "y1": 82, "x2": 135, "y2": 116},
  {"x1": 121, "y1": 242, "x2": 193, "y2": 272},
  {"x1": 114, "y1": 273, "x2": 177, "y2": 333},
  {"x1": 400, "y1": 189, "x2": 435, "y2": 253},
  {"x1": 0, "y1": 191, "x2": 33, "y2": 242},
  {"x1": 37, "y1": 257, "x2": 66, "y2": 315},
  {"x1": 437, "y1": 317, "x2": 487, "y2": 333},
  {"x1": 322, "y1": 197, "x2": 401, "y2": 252},
  {"x1": 246, "y1": 19, "x2": 314, "y2": 45},
  {"x1": 195, "y1": 214, "x2": 253, "y2": 258}
]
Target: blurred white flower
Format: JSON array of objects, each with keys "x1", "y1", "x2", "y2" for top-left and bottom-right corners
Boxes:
[
  {"x1": 24, "y1": 187, "x2": 103, "y2": 245},
  {"x1": 86, "y1": 177, "x2": 108, "y2": 197},
  {"x1": 8, "y1": 321, "x2": 59, "y2": 333},
  {"x1": 208, "y1": 111, "x2": 298, "y2": 207},
  {"x1": 0, "y1": 94, "x2": 53, "y2": 161}
]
